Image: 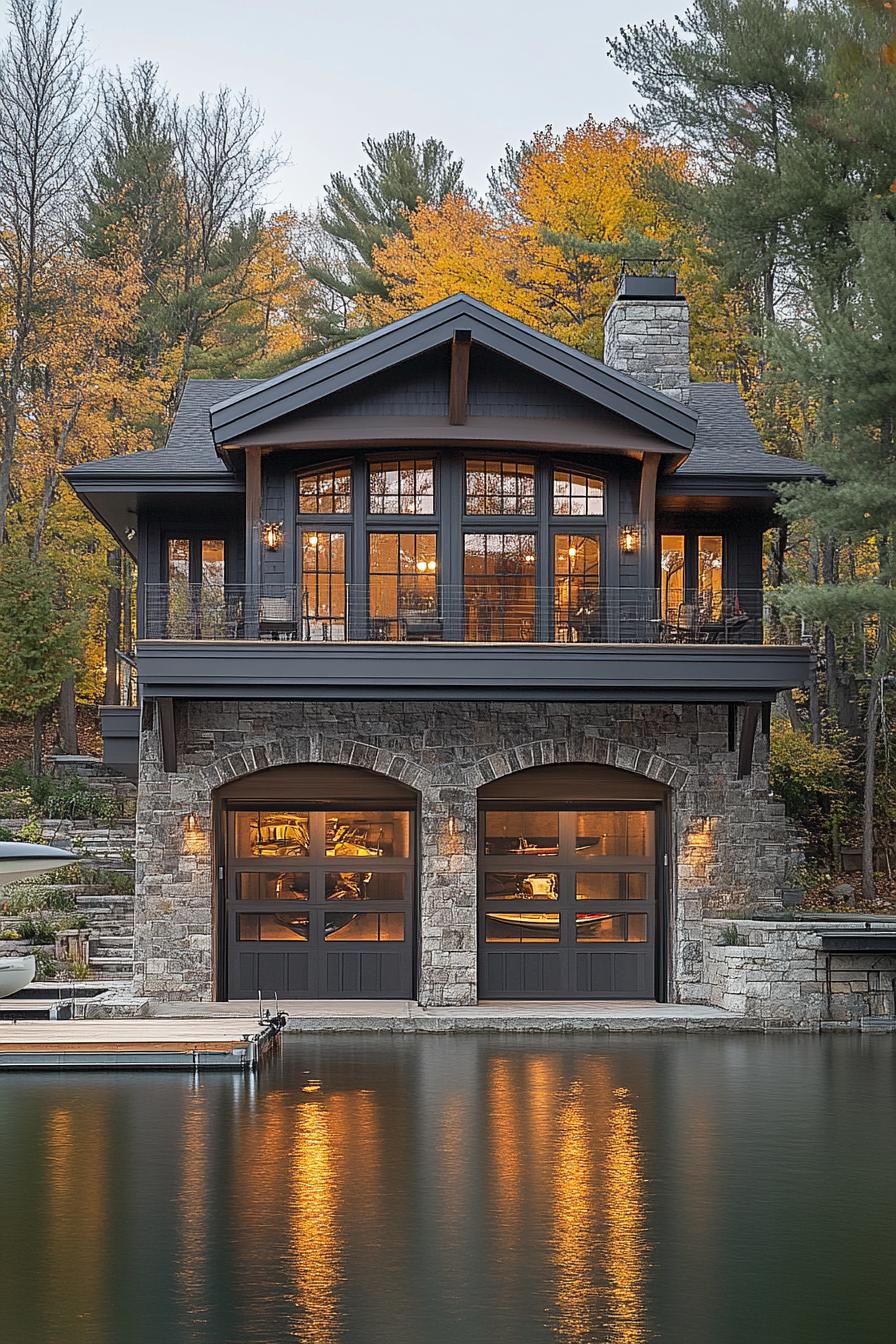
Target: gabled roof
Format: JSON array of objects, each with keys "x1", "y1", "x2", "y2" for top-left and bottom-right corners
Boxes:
[{"x1": 208, "y1": 293, "x2": 700, "y2": 454}]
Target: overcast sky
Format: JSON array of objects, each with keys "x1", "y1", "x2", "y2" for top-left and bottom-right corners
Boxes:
[{"x1": 62, "y1": 0, "x2": 683, "y2": 211}]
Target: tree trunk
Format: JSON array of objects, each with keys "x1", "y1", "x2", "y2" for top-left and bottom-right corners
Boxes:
[
  {"x1": 57, "y1": 676, "x2": 78, "y2": 754},
  {"x1": 862, "y1": 673, "x2": 881, "y2": 904},
  {"x1": 31, "y1": 705, "x2": 46, "y2": 777},
  {"x1": 782, "y1": 690, "x2": 802, "y2": 732},
  {"x1": 105, "y1": 550, "x2": 122, "y2": 705}
]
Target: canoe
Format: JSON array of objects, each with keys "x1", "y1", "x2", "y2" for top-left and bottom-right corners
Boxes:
[
  {"x1": 487, "y1": 912, "x2": 611, "y2": 930},
  {"x1": 0, "y1": 954, "x2": 36, "y2": 997},
  {"x1": 0, "y1": 841, "x2": 79, "y2": 888}
]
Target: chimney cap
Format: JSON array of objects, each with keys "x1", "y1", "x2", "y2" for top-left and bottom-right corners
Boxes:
[{"x1": 616, "y1": 260, "x2": 681, "y2": 301}]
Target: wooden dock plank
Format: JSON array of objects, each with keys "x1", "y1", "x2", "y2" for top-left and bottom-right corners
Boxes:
[{"x1": 0, "y1": 1018, "x2": 278, "y2": 1067}]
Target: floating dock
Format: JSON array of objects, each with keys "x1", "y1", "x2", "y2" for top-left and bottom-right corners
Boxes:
[{"x1": 0, "y1": 1017, "x2": 283, "y2": 1070}]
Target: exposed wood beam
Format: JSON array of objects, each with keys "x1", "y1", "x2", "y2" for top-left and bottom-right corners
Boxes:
[
  {"x1": 727, "y1": 703, "x2": 737, "y2": 753},
  {"x1": 638, "y1": 451, "x2": 661, "y2": 592},
  {"x1": 448, "y1": 329, "x2": 472, "y2": 425},
  {"x1": 158, "y1": 697, "x2": 177, "y2": 773},
  {"x1": 737, "y1": 702, "x2": 761, "y2": 779},
  {"x1": 244, "y1": 446, "x2": 262, "y2": 562}
]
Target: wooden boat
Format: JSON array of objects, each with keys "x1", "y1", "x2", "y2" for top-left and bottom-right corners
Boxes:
[
  {"x1": 0, "y1": 841, "x2": 78, "y2": 888},
  {"x1": 0, "y1": 954, "x2": 36, "y2": 998},
  {"x1": 487, "y1": 911, "x2": 611, "y2": 930}
]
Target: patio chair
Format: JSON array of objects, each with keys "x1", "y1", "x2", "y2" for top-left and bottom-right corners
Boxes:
[{"x1": 258, "y1": 595, "x2": 296, "y2": 640}]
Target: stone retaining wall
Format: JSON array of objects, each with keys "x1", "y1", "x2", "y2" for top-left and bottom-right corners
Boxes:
[
  {"x1": 701, "y1": 919, "x2": 896, "y2": 1022},
  {"x1": 134, "y1": 698, "x2": 800, "y2": 1004}
]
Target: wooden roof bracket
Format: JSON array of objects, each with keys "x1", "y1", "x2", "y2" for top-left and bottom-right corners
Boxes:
[
  {"x1": 736, "y1": 702, "x2": 761, "y2": 779},
  {"x1": 448, "y1": 329, "x2": 472, "y2": 425},
  {"x1": 157, "y1": 697, "x2": 178, "y2": 773}
]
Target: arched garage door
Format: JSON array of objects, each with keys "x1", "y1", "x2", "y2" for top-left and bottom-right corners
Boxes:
[
  {"x1": 478, "y1": 765, "x2": 665, "y2": 1000},
  {"x1": 217, "y1": 766, "x2": 416, "y2": 1000}
]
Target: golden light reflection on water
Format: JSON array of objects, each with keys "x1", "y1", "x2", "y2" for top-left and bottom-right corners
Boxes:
[
  {"x1": 290, "y1": 1101, "x2": 342, "y2": 1344},
  {"x1": 486, "y1": 1052, "x2": 649, "y2": 1344},
  {"x1": 553, "y1": 1080, "x2": 598, "y2": 1341},
  {"x1": 604, "y1": 1087, "x2": 647, "y2": 1344},
  {"x1": 177, "y1": 1089, "x2": 210, "y2": 1319},
  {"x1": 45, "y1": 1104, "x2": 108, "y2": 1342}
]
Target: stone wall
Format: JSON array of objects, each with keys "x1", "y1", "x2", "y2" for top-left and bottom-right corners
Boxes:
[
  {"x1": 702, "y1": 918, "x2": 896, "y2": 1022},
  {"x1": 133, "y1": 698, "x2": 798, "y2": 1004}
]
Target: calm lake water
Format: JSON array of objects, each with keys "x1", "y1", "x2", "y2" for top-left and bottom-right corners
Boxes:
[{"x1": 1, "y1": 1032, "x2": 894, "y2": 1344}]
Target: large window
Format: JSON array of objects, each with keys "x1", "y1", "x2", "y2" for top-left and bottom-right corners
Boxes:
[
  {"x1": 287, "y1": 454, "x2": 613, "y2": 643},
  {"x1": 698, "y1": 535, "x2": 723, "y2": 618},
  {"x1": 299, "y1": 465, "x2": 352, "y2": 514},
  {"x1": 369, "y1": 532, "x2": 438, "y2": 639},
  {"x1": 660, "y1": 532, "x2": 725, "y2": 622},
  {"x1": 300, "y1": 530, "x2": 345, "y2": 640},
  {"x1": 552, "y1": 469, "x2": 604, "y2": 517},
  {"x1": 464, "y1": 532, "x2": 536, "y2": 641},
  {"x1": 660, "y1": 534, "x2": 686, "y2": 619},
  {"x1": 553, "y1": 534, "x2": 600, "y2": 642},
  {"x1": 466, "y1": 459, "x2": 535, "y2": 515},
  {"x1": 164, "y1": 536, "x2": 225, "y2": 637},
  {"x1": 369, "y1": 459, "x2": 434, "y2": 514}
]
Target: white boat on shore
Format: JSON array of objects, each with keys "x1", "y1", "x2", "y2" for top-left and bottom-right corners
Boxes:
[
  {"x1": 0, "y1": 953, "x2": 36, "y2": 997},
  {"x1": 0, "y1": 842, "x2": 78, "y2": 998},
  {"x1": 0, "y1": 840, "x2": 78, "y2": 888}
]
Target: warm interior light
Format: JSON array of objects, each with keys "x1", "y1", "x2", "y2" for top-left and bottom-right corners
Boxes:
[
  {"x1": 416, "y1": 559, "x2": 427, "y2": 572},
  {"x1": 183, "y1": 811, "x2": 205, "y2": 855},
  {"x1": 307, "y1": 534, "x2": 319, "y2": 548},
  {"x1": 262, "y1": 521, "x2": 284, "y2": 550},
  {"x1": 426, "y1": 559, "x2": 437, "y2": 572},
  {"x1": 567, "y1": 546, "x2": 577, "y2": 559}
]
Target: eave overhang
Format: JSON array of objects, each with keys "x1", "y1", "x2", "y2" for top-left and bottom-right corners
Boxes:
[
  {"x1": 136, "y1": 641, "x2": 813, "y2": 703},
  {"x1": 209, "y1": 294, "x2": 699, "y2": 460},
  {"x1": 63, "y1": 470, "x2": 243, "y2": 557}
]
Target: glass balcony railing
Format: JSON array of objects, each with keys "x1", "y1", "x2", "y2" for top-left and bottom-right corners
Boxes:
[{"x1": 142, "y1": 584, "x2": 807, "y2": 646}]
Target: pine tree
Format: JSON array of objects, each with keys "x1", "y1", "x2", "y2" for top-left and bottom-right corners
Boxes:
[
  {"x1": 776, "y1": 209, "x2": 896, "y2": 899},
  {"x1": 305, "y1": 132, "x2": 464, "y2": 348}
]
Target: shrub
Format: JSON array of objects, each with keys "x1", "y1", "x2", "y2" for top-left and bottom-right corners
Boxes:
[
  {"x1": 769, "y1": 723, "x2": 858, "y2": 858},
  {"x1": 1, "y1": 888, "x2": 78, "y2": 916},
  {"x1": 32, "y1": 948, "x2": 56, "y2": 980},
  {"x1": 0, "y1": 929, "x2": 21, "y2": 940},
  {"x1": 0, "y1": 761, "x2": 125, "y2": 822},
  {"x1": 15, "y1": 915, "x2": 62, "y2": 944}
]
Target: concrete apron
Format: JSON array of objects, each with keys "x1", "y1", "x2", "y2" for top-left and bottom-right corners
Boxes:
[{"x1": 146, "y1": 999, "x2": 764, "y2": 1032}]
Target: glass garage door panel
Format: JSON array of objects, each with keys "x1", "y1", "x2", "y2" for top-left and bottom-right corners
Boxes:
[
  {"x1": 478, "y1": 807, "x2": 657, "y2": 1000},
  {"x1": 225, "y1": 806, "x2": 414, "y2": 1000}
]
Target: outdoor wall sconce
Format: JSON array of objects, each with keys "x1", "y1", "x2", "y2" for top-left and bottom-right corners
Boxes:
[
  {"x1": 262, "y1": 521, "x2": 284, "y2": 550},
  {"x1": 183, "y1": 811, "x2": 206, "y2": 856},
  {"x1": 620, "y1": 525, "x2": 641, "y2": 554}
]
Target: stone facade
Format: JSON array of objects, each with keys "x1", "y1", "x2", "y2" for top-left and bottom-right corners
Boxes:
[
  {"x1": 603, "y1": 297, "x2": 691, "y2": 402},
  {"x1": 701, "y1": 918, "x2": 896, "y2": 1023},
  {"x1": 133, "y1": 698, "x2": 798, "y2": 1004}
]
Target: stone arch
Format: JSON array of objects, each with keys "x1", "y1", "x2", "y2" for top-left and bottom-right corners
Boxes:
[
  {"x1": 464, "y1": 734, "x2": 692, "y2": 792},
  {"x1": 198, "y1": 732, "x2": 427, "y2": 795}
]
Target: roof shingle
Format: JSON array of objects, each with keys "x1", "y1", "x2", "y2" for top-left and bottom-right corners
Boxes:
[{"x1": 66, "y1": 374, "x2": 820, "y2": 483}]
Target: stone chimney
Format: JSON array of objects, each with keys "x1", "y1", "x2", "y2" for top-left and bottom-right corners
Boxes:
[{"x1": 602, "y1": 271, "x2": 690, "y2": 403}]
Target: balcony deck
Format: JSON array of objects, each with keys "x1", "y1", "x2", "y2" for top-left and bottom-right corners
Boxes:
[
  {"x1": 134, "y1": 637, "x2": 811, "y2": 703},
  {"x1": 136, "y1": 583, "x2": 811, "y2": 703}
]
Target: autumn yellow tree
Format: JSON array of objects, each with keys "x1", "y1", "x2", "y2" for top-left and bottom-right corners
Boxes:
[{"x1": 369, "y1": 118, "x2": 750, "y2": 380}]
